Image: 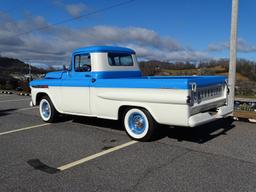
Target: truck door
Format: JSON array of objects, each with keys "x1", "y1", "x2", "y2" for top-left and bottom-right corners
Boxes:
[{"x1": 61, "y1": 53, "x2": 92, "y2": 115}]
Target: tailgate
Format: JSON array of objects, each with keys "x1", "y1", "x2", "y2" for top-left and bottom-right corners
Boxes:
[{"x1": 188, "y1": 76, "x2": 228, "y2": 115}]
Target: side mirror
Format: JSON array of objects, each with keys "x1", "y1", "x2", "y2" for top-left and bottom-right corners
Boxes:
[{"x1": 63, "y1": 65, "x2": 68, "y2": 71}]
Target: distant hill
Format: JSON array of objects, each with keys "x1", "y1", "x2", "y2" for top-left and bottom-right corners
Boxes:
[
  {"x1": 0, "y1": 57, "x2": 49, "y2": 78},
  {"x1": 138, "y1": 59, "x2": 256, "y2": 97},
  {"x1": 0, "y1": 57, "x2": 52, "y2": 90},
  {"x1": 139, "y1": 59, "x2": 256, "y2": 82}
]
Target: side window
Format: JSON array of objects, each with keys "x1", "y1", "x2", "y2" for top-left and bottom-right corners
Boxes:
[
  {"x1": 108, "y1": 53, "x2": 133, "y2": 66},
  {"x1": 74, "y1": 54, "x2": 91, "y2": 72}
]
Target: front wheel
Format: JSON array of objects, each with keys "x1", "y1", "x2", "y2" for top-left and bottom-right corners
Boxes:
[
  {"x1": 123, "y1": 108, "x2": 157, "y2": 141},
  {"x1": 39, "y1": 96, "x2": 58, "y2": 123}
]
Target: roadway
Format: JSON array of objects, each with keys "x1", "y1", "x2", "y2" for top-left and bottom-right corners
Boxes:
[{"x1": 0, "y1": 93, "x2": 256, "y2": 192}]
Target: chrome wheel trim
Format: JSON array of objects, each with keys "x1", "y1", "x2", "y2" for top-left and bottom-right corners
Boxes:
[
  {"x1": 128, "y1": 112, "x2": 147, "y2": 134},
  {"x1": 124, "y1": 109, "x2": 149, "y2": 139},
  {"x1": 39, "y1": 99, "x2": 51, "y2": 121}
]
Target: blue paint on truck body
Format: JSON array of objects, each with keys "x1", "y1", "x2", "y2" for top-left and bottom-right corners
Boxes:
[
  {"x1": 73, "y1": 46, "x2": 135, "y2": 55},
  {"x1": 30, "y1": 46, "x2": 227, "y2": 90},
  {"x1": 30, "y1": 70, "x2": 226, "y2": 89},
  {"x1": 44, "y1": 71, "x2": 63, "y2": 79}
]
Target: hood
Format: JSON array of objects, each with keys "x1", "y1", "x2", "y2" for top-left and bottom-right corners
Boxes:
[{"x1": 45, "y1": 71, "x2": 63, "y2": 79}]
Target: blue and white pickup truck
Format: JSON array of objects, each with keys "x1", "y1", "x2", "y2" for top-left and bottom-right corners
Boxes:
[{"x1": 30, "y1": 46, "x2": 232, "y2": 141}]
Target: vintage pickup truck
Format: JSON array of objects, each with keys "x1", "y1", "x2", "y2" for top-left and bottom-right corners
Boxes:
[{"x1": 30, "y1": 46, "x2": 232, "y2": 141}]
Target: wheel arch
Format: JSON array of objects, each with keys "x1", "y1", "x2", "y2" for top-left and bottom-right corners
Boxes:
[
  {"x1": 36, "y1": 92, "x2": 49, "y2": 105},
  {"x1": 118, "y1": 105, "x2": 157, "y2": 123}
]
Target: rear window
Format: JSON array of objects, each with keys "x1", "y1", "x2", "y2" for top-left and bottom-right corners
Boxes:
[{"x1": 108, "y1": 53, "x2": 133, "y2": 66}]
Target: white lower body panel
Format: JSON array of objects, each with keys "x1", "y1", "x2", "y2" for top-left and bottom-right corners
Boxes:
[
  {"x1": 31, "y1": 87, "x2": 229, "y2": 127},
  {"x1": 90, "y1": 88, "x2": 191, "y2": 126}
]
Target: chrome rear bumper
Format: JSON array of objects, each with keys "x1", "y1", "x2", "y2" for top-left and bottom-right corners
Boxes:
[{"x1": 188, "y1": 106, "x2": 233, "y2": 127}]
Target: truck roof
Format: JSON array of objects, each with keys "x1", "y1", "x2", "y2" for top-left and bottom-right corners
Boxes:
[{"x1": 73, "y1": 46, "x2": 135, "y2": 54}]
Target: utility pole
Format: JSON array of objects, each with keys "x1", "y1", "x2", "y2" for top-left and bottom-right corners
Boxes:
[
  {"x1": 228, "y1": 0, "x2": 239, "y2": 112},
  {"x1": 26, "y1": 60, "x2": 31, "y2": 82},
  {"x1": 29, "y1": 62, "x2": 32, "y2": 82}
]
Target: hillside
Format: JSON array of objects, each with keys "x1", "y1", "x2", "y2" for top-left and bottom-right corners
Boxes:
[
  {"x1": 162, "y1": 66, "x2": 249, "y2": 81},
  {"x1": 139, "y1": 59, "x2": 256, "y2": 98},
  {"x1": 139, "y1": 59, "x2": 256, "y2": 80},
  {"x1": 0, "y1": 57, "x2": 49, "y2": 90},
  {"x1": 0, "y1": 57, "x2": 48, "y2": 77}
]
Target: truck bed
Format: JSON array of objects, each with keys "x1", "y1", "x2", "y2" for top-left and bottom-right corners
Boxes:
[{"x1": 93, "y1": 75, "x2": 226, "y2": 90}]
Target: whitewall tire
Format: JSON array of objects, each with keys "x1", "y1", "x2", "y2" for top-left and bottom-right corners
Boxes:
[
  {"x1": 39, "y1": 96, "x2": 58, "y2": 123},
  {"x1": 124, "y1": 108, "x2": 157, "y2": 141}
]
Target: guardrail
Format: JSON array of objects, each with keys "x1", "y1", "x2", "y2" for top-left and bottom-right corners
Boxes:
[
  {"x1": 234, "y1": 98, "x2": 256, "y2": 112},
  {"x1": 0, "y1": 90, "x2": 31, "y2": 96},
  {"x1": 233, "y1": 98, "x2": 256, "y2": 123},
  {"x1": 0, "y1": 90, "x2": 13, "y2": 94}
]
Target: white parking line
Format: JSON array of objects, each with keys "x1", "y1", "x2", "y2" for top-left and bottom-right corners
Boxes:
[
  {"x1": 0, "y1": 123, "x2": 50, "y2": 136},
  {"x1": 0, "y1": 98, "x2": 30, "y2": 103},
  {"x1": 58, "y1": 140, "x2": 138, "y2": 171},
  {"x1": 0, "y1": 95, "x2": 14, "y2": 97},
  {"x1": 17, "y1": 107, "x2": 39, "y2": 111}
]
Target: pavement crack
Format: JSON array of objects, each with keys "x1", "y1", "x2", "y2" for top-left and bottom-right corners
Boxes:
[
  {"x1": 157, "y1": 140, "x2": 256, "y2": 166},
  {"x1": 127, "y1": 150, "x2": 191, "y2": 192}
]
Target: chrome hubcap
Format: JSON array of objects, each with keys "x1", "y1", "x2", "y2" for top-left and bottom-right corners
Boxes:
[
  {"x1": 41, "y1": 101, "x2": 50, "y2": 118},
  {"x1": 128, "y1": 112, "x2": 146, "y2": 134}
]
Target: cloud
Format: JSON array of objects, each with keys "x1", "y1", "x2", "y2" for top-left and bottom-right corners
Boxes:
[
  {"x1": 208, "y1": 42, "x2": 227, "y2": 52},
  {"x1": 52, "y1": 0, "x2": 88, "y2": 17},
  {"x1": 65, "y1": 3, "x2": 87, "y2": 17},
  {"x1": 237, "y1": 39, "x2": 256, "y2": 52},
  {"x1": 208, "y1": 39, "x2": 256, "y2": 53},
  {"x1": 0, "y1": 13, "x2": 209, "y2": 65},
  {"x1": 83, "y1": 26, "x2": 182, "y2": 52}
]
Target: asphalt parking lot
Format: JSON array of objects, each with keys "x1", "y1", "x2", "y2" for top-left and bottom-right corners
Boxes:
[{"x1": 1, "y1": 93, "x2": 256, "y2": 192}]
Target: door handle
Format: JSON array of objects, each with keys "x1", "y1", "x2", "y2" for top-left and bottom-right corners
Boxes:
[{"x1": 85, "y1": 74, "x2": 91, "y2": 77}]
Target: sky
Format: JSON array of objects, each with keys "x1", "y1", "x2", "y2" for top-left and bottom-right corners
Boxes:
[{"x1": 0, "y1": 0, "x2": 256, "y2": 67}]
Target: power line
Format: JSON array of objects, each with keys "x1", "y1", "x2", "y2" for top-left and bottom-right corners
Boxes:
[
  {"x1": 0, "y1": 1, "x2": 26, "y2": 15},
  {"x1": 12, "y1": 0, "x2": 135, "y2": 38},
  {"x1": 3, "y1": 0, "x2": 136, "y2": 65}
]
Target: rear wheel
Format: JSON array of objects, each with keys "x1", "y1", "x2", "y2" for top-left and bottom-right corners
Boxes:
[
  {"x1": 123, "y1": 108, "x2": 157, "y2": 141},
  {"x1": 39, "y1": 96, "x2": 58, "y2": 122}
]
